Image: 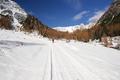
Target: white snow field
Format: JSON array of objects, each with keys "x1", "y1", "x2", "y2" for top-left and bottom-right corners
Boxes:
[{"x1": 0, "y1": 29, "x2": 120, "y2": 80}]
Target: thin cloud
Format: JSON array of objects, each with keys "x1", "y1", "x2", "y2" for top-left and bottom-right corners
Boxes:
[
  {"x1": 88, "y1": 10, "x2": 105, "y2": 23},
  {"x1": 73, "y1": 11, "x2": 89, "y2": 20}
]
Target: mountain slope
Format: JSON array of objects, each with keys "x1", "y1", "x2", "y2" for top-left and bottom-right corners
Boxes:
[
  {"x1": 0, "y1": 0, "x2": 58, "y2": 39},
  {"x1": 0, "y1": 0, "x2": 27, "y2": 29},
  {"x1": 92, "y1": 0, "x2": 120, "y2": 39},
  {"x1": 0, "y1": 0, "x2": 71, "y2": 40},
  {"x1": 97, "y1": 0, "x2": 120, "y2": 25},
  {"x1": 0, "y1": 0, "x2": 50, "y2": 32}
]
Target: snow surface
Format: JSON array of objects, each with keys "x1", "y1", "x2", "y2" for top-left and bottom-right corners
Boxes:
[
  {"x1": 0, "y1": 29, "x2": 120, "y2": 80},
  {"x1": 54, "y1": 23, "x2": 94, "y2": 32}
]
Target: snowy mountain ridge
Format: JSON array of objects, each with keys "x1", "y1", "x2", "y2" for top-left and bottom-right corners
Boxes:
[
  {"x1": 54, "y1": 23, "x2": 94, "y2": 32},
  {"x1": 0, "y1": 0, "x2": 27, "y2": 29}
]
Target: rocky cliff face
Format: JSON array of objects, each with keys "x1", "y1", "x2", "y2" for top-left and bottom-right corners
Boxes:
[
  {"x1": 0, "y1": 0, "x2": 27, "y2": 29},
  {"x1": 96, "y1": 0, "x2": 120, "y2": 25}
]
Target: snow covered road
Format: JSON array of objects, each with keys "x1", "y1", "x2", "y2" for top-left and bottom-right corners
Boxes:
[{"x1": 0, "y1": 30, "x2": 120, "y2": 80}]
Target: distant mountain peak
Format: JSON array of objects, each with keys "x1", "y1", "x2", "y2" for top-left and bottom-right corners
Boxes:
[{"x1": 54, "y1": 23, "x2": 94, "y2": 33}]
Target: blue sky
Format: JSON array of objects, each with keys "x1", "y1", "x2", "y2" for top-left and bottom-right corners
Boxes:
[{"x1": 16, "y1": 0, "x2": 112, "y2": 27}]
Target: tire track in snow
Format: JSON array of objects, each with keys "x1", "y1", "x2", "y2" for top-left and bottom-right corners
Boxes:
[
  {"x1": 52, "y1": 45, "x2": 74, "y2": 80},
  {"x1": 56, "y1": 44, "x2": 104, "y2": 80},
  {"x1": 50, "y1": 47, "x2": 53, "y2": 80},
  {"x1": 52, "y1": 44, "x2": 88, "y2": 80},
  {"x1": 61, "y1": 44, "x2": 105, "y2": 80},
  {"x1": 42, "y1": 45, "x2": 51, "y2": 80},
  {"x1": 50, "y1": 44, "x2": 64, "y2": 80}
]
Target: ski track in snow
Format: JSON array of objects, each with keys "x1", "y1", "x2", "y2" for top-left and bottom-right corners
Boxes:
[{"x1": 0, "y1": 31, "x2": 120, "y2": 80}]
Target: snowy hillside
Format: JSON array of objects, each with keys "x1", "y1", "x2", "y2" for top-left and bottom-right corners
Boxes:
[
  {"x1": 0, "y1": 29, "x2": 120, "y2": 80},
  {"x1": 54, "y1": 23, "x2": 94, "y2": 32},
  {"x1": 0, "y1": 0, "x2": 27, "y2": 28}
]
